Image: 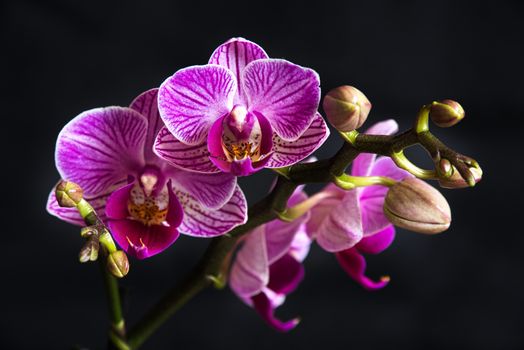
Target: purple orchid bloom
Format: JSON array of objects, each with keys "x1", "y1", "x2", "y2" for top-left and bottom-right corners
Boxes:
[
  {"x1": 47, "y1": 89, "x2": 247, "y2": 259},
  {"x1": 307, "y1": 120, "x2": 412, "y2": 288},
  {"x1": 154, "y1": 38, "x2": 329, "y2": 177},
  {"x1": 229, "y1": 189, "x2": 311, "y2": 331}
]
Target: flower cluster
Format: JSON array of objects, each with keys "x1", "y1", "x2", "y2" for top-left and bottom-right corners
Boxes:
[{"x1": 47, "y1": 38, "x2": 480, "y2": 335}]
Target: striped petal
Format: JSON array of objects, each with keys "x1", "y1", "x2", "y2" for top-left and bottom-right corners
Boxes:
[
  {"x1": 130, "y1": 88, "x2": 163, "y2": 164},
  {"x1": 158, "y1": 65, "x2": 236, "y2": 145},
  {"x1": 154, "y1": 126, "x2": 219, "y2": 173},
  {"x1": 208, "y1": 38, "x2": 268, "y2": 105},
  {"x1": 177, "y1": 185, "x2": 247, "y2": 237},
  {"x1": 266, "y1": 113, "x2": 329, "y2": 168},
  {"x1": 55, "y1": 107, "x2": 147, "y2": 196},
  {"x1": 243, "y1": 59, "x2": 320, "y2": 141},
  {"x1": 166, "y1": 167, "x2": 236, "y2": 210}
]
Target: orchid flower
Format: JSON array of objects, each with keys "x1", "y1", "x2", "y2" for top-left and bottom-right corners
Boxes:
[
  {"x1": 47, "y1": 89, "x2": 247, "y2": 259},
  {"x1": 153, "y1": 37, "x2": 329, "y2": 177},
  {"x1": 307, "y1": 120, "x2": 412, "y2": 288},
  {"x1": 229, "y1": 189, "x2": 311, "y2": 331}
]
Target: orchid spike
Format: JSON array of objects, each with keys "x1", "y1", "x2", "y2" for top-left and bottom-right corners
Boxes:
[
  {"x1": 154, "y1": 38, "x2": 329, "y2": 177},
  {"x1": 229, "y1": 188, "x2": 311, "y2": 331},
  {"x1": 47, "y1": 89, "x2": 247, "y2": 259}
]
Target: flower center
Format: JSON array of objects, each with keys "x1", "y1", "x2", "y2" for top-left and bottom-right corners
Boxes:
[
  {"x1": 221, "y1": 105, "x2": 262, "y2": 162},
  {"x1": 127, "y1": 170, "x2": 168, "y2": 226}
]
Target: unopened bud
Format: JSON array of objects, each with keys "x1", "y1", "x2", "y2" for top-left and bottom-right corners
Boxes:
[
  {"x1": 79, "y1": 237, "x2": 99, "y2": 263},
  {"x1": 107, "y1": 250, "x2": 130, "y2": 278},
  {"x1": 438, "y1": 165, "x2": 482, "y2": 189},
  {"x1": 436, "y1": 158, "x2": 453, "y2": 178},
  {"x1": 55, "y1": 181, "x2": 83, "y2": 207},
  {"x1": 384, "y1": 178, "x2": 451, "y2": 234},
  {"x1": 323, "y1": 85, "x2": 371, "y2": 132},
  {"x1": 429, "y1": 100, "x2": 465, "y2": 128}
]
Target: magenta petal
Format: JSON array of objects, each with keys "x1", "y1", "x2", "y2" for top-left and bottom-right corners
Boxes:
[
  {"x1": 251, "y1": 292, "x2": 300, "y2": 332},
  {"x1": 167, "y1": 167, "x2": 236, "y2": 209},
  {"x1": 178, "y1": 185, "x2": 247, "y2": 237},
  {"x1": 230, "y1": 226, "x2": 269, "y2": 297},
  {"x1": 208, "y1": 38, "x2": 268, "y2": 105},
  {"x1": 108, "y1": 183, "x2": 182, "y2": 259},
  {"x1": 356, "y1": 225, "x2": 395, "y2": 255},
  {"x1": 268, "y1": 254, "x2": 305, "y2": 295},
  {"x1": 266, "y1": 113, "x2": 329, "y2": 168},
  {"x1": 154, "y1": 126, "x2": 219, "y2": 173},
  {"x1": 230, "y1": 157, "x2": 264, "y2": 176},
  {"x1": 335, "y1": 248, "x2": 390, "y2": 291},
  {"x1": 351, "y1": 119, "x2": 399, "y2": 177},
  {"x1": 243, "y1": 59, "x2": 320, "y2": 141},
  {"x1": 158, "y1": 65, "x2": 236, "y2": 145},
  {"x1": 55, "y1": 107, "x2": 147, "y2": 196},
  {"x1": 129, "y1": 88, "x2": 164, "y2": 164},
  {"x1": 207, "y1": 116, "x2": 232, "y2": 173},
  {"x1": 315, "y1": 190, "x2": 363, "y2": 252}
]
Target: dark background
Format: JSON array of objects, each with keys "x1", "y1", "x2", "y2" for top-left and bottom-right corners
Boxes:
[{"x1": 3, "y1": 0, "x2": 523, "y2": 349}]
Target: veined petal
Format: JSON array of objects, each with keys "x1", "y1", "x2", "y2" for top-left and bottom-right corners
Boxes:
[
  {"x1": 130, "y1": 88, "x2": 163, "y2": 164},
  {"x1": 356, "y1": 225, "x2": 395, "y2": 255},
  {"x1": 208, "y1": 38, "x2": 268, "y2": 105},
  {"x1": 108, "y1": 183, "x2": 182, "y2": 259},
  {"x1": 177, "y1": 185, "x2": 247, "y2": 237},
  {"x1": 251, "y1": 292, "x2": 300, "y2": 332},
  {"x1": 243, "y1": 59, "x2": 320, "y2": 141},
  {"x1": 154, "y1": 126, "x2": 220, "y2": 173},
  {"x1": 266, "y1": 113, "x2": 330, "y2": 168},
  {"x1": 55, "y1": 107, "x2": 147, "y2": 196},
  {"x1": 335, "y1": 248, "x2": 390, "y2": 291},
  {"x1": 230, "y1": 226, "x2": 269, "y2": 297},
  {"x1": 166, "y1": 167, "x2": 236, "y2": 209},
  {"x1": 158, "y1": 65, "x2": 236, "y2": 145},
  {"x1": 360, "y1": 157, "x2": 412, "y2": 235},
  {"x1": 351, "y1": 119, "x2": 399, "y2": 177},
  {"x1": 315, "y1": 190, "x2": 363, "y2": 252}
]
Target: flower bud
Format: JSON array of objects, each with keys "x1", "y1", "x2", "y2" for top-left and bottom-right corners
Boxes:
[
  {"x1": 107, "y1": 250, "x2": 130, "y2": 278},
  {"x1": 55, "y1": 181, "x2": 83, "y2": 207},
  {"x1": 438, "y1": 165, "x2": 483, "y2": 189},
  {"x1": 436, "y1": 158, "x2": 453, "y2": 178},
  {"x1": 429, "y1": 99, "x2": 465, "y2": 128},
  {"x1": 323, "y1": 85, "x2": 371, "y2": 132},
  {"x1": 384, "y1": 178, "x2": 451, "y2": 234},
  {"x1": 79, "y1": 237, "x2": 99, "y2": 263}
]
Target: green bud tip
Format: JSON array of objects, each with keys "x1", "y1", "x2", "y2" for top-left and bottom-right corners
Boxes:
[
  {"x1": 429, "y1": 99, "x2": 465, "y2": 128},
  {"x1": 323, "y1": 85, "x2": 371, "y2": 132},
  {"x1": 107, "y1": 250, "x2": 130, "y2": 278},
  {"x1": 436, "y1": 158, "x2": 453, "y2": 178},
  {"x1": 438, "y1": 164, "x2": 482, "y2": 189},
  {"x1": 55, "y1": 181, "x2": 84, "y2": 207}
]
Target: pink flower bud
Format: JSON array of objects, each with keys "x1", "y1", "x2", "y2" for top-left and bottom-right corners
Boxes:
[
  {"x1": 55, "y1": 181, "x2": 83, "y2": 207},
  {"x1": 323, "y1": 85, "x2": 371, "y2": 132},
  {"x1": 438, "y1": 165, "x2": 483, "y2": 189},
  {"x1": 384, "y1": 178, "x2": 451, "y2": 234},
  {"x1": 107, "y1": 250, "x2": 130, "y2": 278},
  {"x1": 429, "y1": 100, "x2": 465, "y2": 128}
]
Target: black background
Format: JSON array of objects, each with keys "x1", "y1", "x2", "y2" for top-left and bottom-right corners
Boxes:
[{"x1": 3, "y1": 1, "x2": 523, "y2": 349}]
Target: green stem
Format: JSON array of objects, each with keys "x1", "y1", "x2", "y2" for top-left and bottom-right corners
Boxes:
[{"x1": 126, "y1": 123, "x2": 479, "y2": 349}]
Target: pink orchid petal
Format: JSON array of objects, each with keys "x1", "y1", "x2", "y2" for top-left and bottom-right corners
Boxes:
[
  {"x1": 267, "y1": 254, "x2": 305, "y2": 295},
  {"x1": 335, "y1": 248, "x2": 390, "y2": 291},
  {"x1": 356, "y1": 225, "x2": 395, "y2": 255},
  {"x1": 108, "y1": 183, "x2": 182, "y2": 259},
  {"x1": 46, "y1": 180, "x2": 125, "y2": 226},
  {"x1": 158, "y1": 65, "x2": 236, "y2": 145},
  {"x1": 351, "y1": 119, "x2": 399, "y2": 177},
  {"x1": 166, "y1": 167, "x2": 236, "y2": 210},
  {"x1": 289, "y1": 229, "x2": 312, "y2": 263},
  {"x1": 55, "y1": 107, "x2": 147, "y2": 196},
  {"x1": 315, "y1": 190, "x2": 363, "y2": 252},
  {"x1": 243, "y1": 59, "x2": 320, "y2": 141},
  {"x1": 206, "y1": 115, "x2": 231, "y2": 173},
  {"x1": 359, "y1": 157, "x2": 412, "y2": 235},
  {"x1": 265, "y1": 190, "x2": 309, "y2": 264},
  {"x1": 266, "y1": 113, "x2": 330, "y2": 168},
  {"x1": 208, "y1": 38, "x2": 268, "y2": 105},
  {"x1": 230, "y1": 226, "x2": 269, "y2": 297},
  {"x1": 177, "y1": 185, "x2": 247, "y2": 237},
  {"x1": 251, "y1": 292, "x2": 300, "y2": 332},
  {"x1": 129, "y1": 88, "x2": 164, "y2": 164},
  {"x1": 154, "y1": 126, "x2": 220, "y2": 173},
  {"x1": 306, "y1": 197, "x2": 340, "y2": 240}
]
